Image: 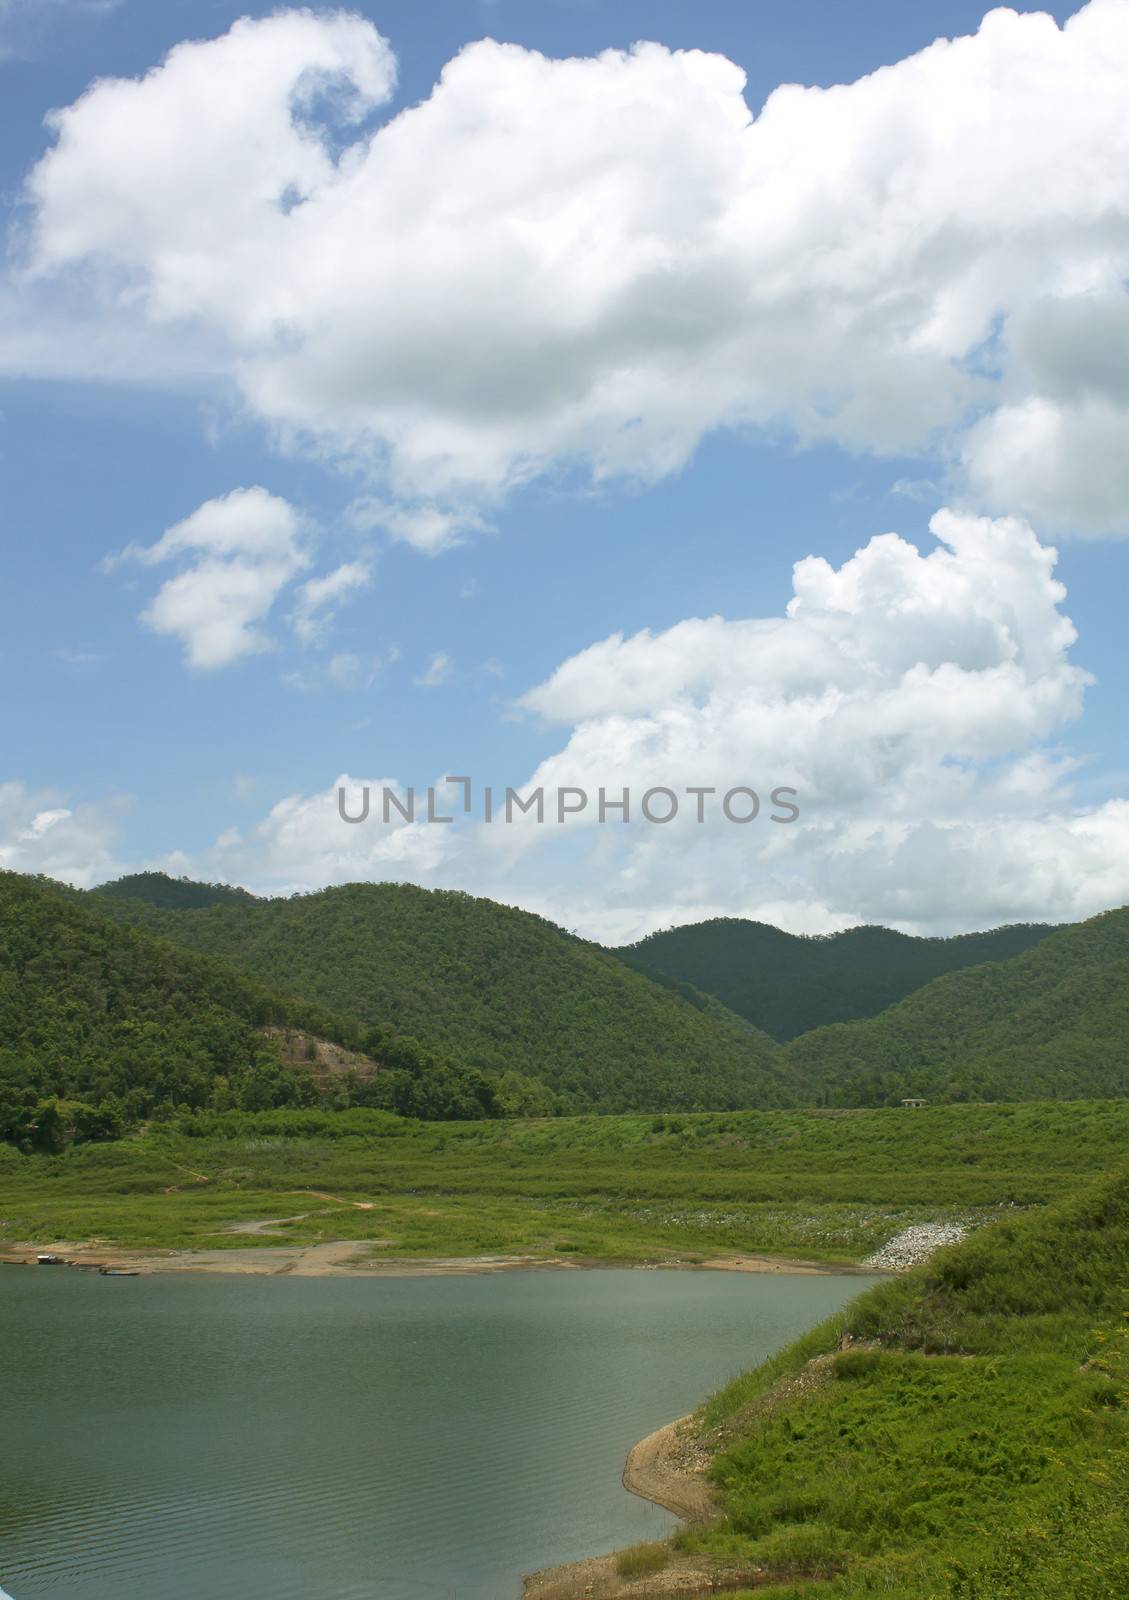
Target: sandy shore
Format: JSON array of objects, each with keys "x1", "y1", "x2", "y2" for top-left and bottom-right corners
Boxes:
[
  {"x1": 622, "y1": 1412, "x2": 717, "y2": 1522},
  {"x1": 523, "y1": 1409, "x2": 736, "y2": 1598},
  {"x1": 1, "y1": 1240, "x2": 878, "y2": 1278}
]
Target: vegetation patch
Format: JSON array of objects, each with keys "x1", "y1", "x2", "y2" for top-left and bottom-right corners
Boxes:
[
  {"x1": 614, "y1": 1541, "x2": 670, "y2": 1578},
  {"x1": 1, "y1": 1101, "x2": 1125, "y2": 1257},
  {"x1": 673, "y1": 1166, "x2": 1129, "y2": 1598}
]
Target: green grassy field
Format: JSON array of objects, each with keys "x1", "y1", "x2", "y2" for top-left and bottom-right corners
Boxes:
[
  {"x1": 668, "y1": 1163, "x2": 1129, "y2": 1599},
  {"x1": 2, "y1": 1099, "x2": 1126, "y2": 1262}
]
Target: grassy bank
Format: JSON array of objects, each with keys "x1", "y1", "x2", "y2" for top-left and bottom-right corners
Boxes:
[
  {"x1": 665, "y1": 1165, "x2": 1129, "y2": 1597},
  {"x1": 2, "y1": 1100, "x2": 1126, "y2": 1261}
]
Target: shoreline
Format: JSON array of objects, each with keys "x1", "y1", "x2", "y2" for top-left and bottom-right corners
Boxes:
[
  {"x1": 1, "y1": 1239, "x2": 881, "y2": 1278},
  {"x1": 622, "y1": 1412, "x2": 717, "y2": 1522},
  {"x1": 524, "y1": 1408, "x2": 726, "y2": 1598}
]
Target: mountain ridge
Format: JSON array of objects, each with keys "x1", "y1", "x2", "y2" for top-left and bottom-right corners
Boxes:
[
  {"x1": 0, "y1": 872, "x2": 551, "y2": 1143},
  {"x1": 617, "y1": 915, "x2": 1057, "y2": 1040},
  {"x1": 60, "y1": 871, "x2": 1129, "y2": 1113},
  {"x1": 88, "y1": 876, "x2": 789, "y2": 1114},
  {"x1": 783, "y1": 904, "x2": 1129, "y2": 1105}
]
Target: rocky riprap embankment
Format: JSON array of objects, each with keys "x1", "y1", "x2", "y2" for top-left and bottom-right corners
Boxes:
[{"x1": 863, "y1": 1222, "x2": 967, "y2": 1271}]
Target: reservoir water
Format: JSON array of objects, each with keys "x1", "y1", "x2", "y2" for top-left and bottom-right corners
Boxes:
[{"x1": 1, "y1": 1267, "x2": 870, "y2": 1599}]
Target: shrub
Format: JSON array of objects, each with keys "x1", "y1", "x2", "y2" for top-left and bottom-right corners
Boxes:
[{"x1": 614, "y1": 1541, "x2": 669, "y2": 1578}]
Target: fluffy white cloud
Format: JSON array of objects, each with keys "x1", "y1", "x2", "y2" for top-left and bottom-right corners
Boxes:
[
  {"x1": 145, "y1": 507, "x2": 1129, "y2": 939},
  {"x1": 523, "y1": 509, "x2": 1085, "y2": 755},
  {"x1": 962, "y1": 396, "x2": 1129, "y2": 534},
  {"x1": 120, "y1": 487, "x2": 308, "y2": 669},
  {"x1": 20, "y1": 3, "x2": 1129, "y2": 532},
  {"x1": 174, "y1": 774, "x2": 453, "y2": 895},
  {"x1": 507, "y1": 508, "x2": 1129, "y2": 934},
  {"x1": 26, "y1": 11, "x2": 395, "y2": 318},
  {"x1": 0, "y1": 781, "x2": 122, "y2": 886}
]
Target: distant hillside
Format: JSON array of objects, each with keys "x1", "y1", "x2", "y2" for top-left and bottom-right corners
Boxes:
[
  {"x1": 89, "y1": 877, "x2": 789, "y2": 1113},
  {"x1": 94, "y1": 871, "x2": 257, "y2": 911},
  {"x1": 784, "y1": 905, "x2": 1129, "y2": 1105},
  {"x1": 618, "y1": 917, "x2": 1055, "y2": 1040},
  {"x1": 0, "y1": 872, "x2": 339, "y2": 1144},
  {"x1": 0, "y1": 873, "x2": 524, "y2": 1145}
]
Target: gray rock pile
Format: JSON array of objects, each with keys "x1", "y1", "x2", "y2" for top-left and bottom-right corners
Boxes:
[{"x1": 863, "y1": 1221, "x2": 967, "y2": 1271}]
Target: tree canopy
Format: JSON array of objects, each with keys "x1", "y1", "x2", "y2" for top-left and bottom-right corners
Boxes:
[{"x1": 90, "y1": 876, "x2": 788, "y2": 1113}]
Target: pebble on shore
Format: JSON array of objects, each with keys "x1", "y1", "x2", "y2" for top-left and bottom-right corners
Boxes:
[{"x1": 862, "y1": 1221, "x2": 968, "y2": 1271}]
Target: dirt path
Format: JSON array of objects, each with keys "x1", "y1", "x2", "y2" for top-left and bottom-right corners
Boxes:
[
  {"x1": 288, "y1": 1190, "x2": 376, "y2": 1209},
  {"x1": 227, "y1": 1213, "x2": 310, "y2": 1236}
]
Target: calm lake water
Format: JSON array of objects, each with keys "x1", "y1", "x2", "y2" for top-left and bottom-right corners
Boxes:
[{"x1": 1, "y1": 1267, "x2": 870, "y2": 1600}]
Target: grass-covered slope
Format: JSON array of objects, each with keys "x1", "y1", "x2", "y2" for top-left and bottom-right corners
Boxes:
[
  {"x1": 618, "y1": 917, "x2": 1055, "y2": 1041},
  {"x1": 680, "y1": 1165, "x2": 1129, "y2": 1598},
  {"x1": 0, "y1": 873, "x2": 516, "y2": 1143},
  {"x1": 784, "y1": 905, "x2": 1129, "y2": 1105},
  {"x1": 4, "y1": 1100, "x2": 1125, "y2": 1258},
  {"x1": 89, "y1": 878, "x2": 789, "y2": 1112}
]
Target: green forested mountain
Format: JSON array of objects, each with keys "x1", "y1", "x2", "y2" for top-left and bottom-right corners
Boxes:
[
  {"x1": 618, "y1": 916, "x2": 1055, "y2": 1040},
  {"x1": 0, "y1": 872, "x2": 329, "y2": 1142},
  {"x1": 18, "y1": 868, "x2": 1129, "y2": 1121},
  {"x1": 0, "y1": 873, "x2": 511, "y2": 1145},
  {"x1": 784, "y1": 905, "x2": 1129, "y2": 1105},
  {"x1": 89, "y1": 877, "x2": 789, "y2": 1113},
  {"x1": 93, "y1": 871, "x2": 258, "y2": 911}
]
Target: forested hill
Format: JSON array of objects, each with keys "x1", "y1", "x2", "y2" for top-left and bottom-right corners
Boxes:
[
  {"x1": 73, "y1": 871, "x2": 1129, "y2": 1112},
  {"x1": 617, "y1": 917, "x2": 1055, "y2": 1040},
  {"x1": 784, "y1": 905, "x2": 1129, "y2": 1105},
  {"x1": 0, "y1": 873, "x2": 517, "y2": 1145},
  {"x1": 0, "y1": 872, "x2": 343, "y2": 1142},
  {"x1": 93, "y1": 871, "x2": 258, "y2": 911},
  {"x1": 89, "y1": 877, "x2": 789, "y2": 1113}
]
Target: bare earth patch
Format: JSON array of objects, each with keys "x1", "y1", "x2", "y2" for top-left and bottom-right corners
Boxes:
[{"x1": 2, "y1": 1243, "x2": 872, "y2": 1278}]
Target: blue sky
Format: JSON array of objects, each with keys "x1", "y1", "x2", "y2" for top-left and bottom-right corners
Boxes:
[{"x1": 2, "y1": 0, "x2": 1128, "y2": 940}]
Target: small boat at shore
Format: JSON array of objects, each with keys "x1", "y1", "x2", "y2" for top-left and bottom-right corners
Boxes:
[
  {"x1": 99, "y1": 1267, "x2": 140, "y2": 1277},
  {"x1": 36, "y1": 1253, "x2": 64, "y2": 1265}
]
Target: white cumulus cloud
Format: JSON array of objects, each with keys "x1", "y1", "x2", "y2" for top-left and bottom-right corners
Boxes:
[
  {"x1": 144, "y1": 507, "x2": 1129, "y2": 940},
  {"x1": 17, "y1": 2, "x2": 1129, "y2": 534},
  {"x1": 185, "y1": 774, "x2": 453, "y2": 895},
  {"x1": 0, "y1": 781, "x2": 123, "y2": 886},
  {"x1": 118, "y1": 487, "x2": 308, "y2": 670}
]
